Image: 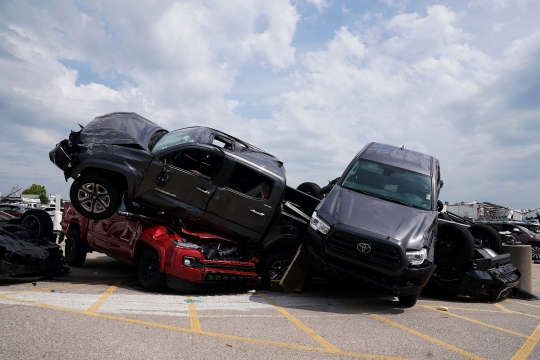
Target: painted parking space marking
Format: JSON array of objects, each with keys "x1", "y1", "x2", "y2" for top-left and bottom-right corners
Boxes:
[
  {"x1": 421, "y1": 306, "x2": 529, "y2": 338},
  {"x1": 187, "y1": 296, "x2": 201, "y2": 331},
  {"x1": 0, "y1": 285, "x2": 406, "y2": 359},
  {"x1": 258, "y1": 292, "x2": 340, "y2": 351},
  {"x1": 86, "y1": 279, "x2": 123, "y2": 313},
  {"x1": 511, "y1": 324, "x2": 540, "y2": 360}
]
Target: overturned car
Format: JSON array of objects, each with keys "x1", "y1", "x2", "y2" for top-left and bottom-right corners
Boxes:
[{"x1": 0, "y1": 209, "x2": 65, "y2": 280}]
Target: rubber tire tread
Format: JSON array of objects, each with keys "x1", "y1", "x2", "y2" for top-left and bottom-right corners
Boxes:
[
  {"x1": 296, "y1": 182, "x2": 323, "y2": 200},
  {"x1": 435, "y1": 223, "x2": 475, "y2": 269},
  {"x1": 65, "y1": 228, "x2": 87, "y2": 267},
  {"x1": 137, "y1": 248, "x2": 166, "y2": 292},
  {"x1": 20, "y1": 209, "x2": 54, "y2": 240},
  {"x1": 70, "y1": 174, "x2": 121, "y2": 220},
  {"x1": 468, "y1": 224, "x2": 502, "y2": 253},
  {"x1": 260, "y1": 249, "x2": 297, "y2": 287}
]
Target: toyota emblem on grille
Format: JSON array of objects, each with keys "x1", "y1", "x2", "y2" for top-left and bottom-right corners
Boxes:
[{"x1": 357, "y1": 243, "x2": 372, "y2": 253}]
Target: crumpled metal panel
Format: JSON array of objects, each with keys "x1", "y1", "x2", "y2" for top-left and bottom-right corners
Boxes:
[{"x1": 79, "y1": 112, "x2": 166, "y2": 151}]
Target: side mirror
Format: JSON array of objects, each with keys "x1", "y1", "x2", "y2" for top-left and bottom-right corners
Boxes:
[{"x1": 438, "y1": 180, "x2": 444, "y2": 189}]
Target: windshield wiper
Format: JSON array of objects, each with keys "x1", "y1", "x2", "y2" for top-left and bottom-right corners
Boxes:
[
  {"x1": 375, "y1": 195, "x2": 414, "y2": 207},
  {"x1": 342, "y1": 186, "x2": 374, "y2": 197}
]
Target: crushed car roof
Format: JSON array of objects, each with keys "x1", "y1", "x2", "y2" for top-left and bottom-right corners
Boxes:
[{"x1": 361, "y1": 142, "x2": 433, "y2": 175}]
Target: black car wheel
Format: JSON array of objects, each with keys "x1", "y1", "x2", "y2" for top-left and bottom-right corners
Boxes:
[
  {"x1": 65, "y1": 228, "x2": 87, "y2": 267},
  {"x1": 398, "y1": 292, "x2": 420, "y2": 307},
  {"x1": 70, "y1": 174, "x2": 121, "y2": 220},
  {"x1": 20, "y1": 209, "x2": 54, "y2": 240},
  {"x1": 530, "y1": 242, "x2": 540, "y2": 261},
  {"x1": 435, "y1": 223, "x2": 475, "y2": 269},
  {"x1": 137, "y1": 248, "x2": 166, "y2": 291},
  {"x1": 260, "y1": 249, "x2": 296, "y2": 286},
  {"x1": 467, "y1": 224, "x2": 502, "y2": 253},
  {"x1": 296, "y1": 182, "x2": 323, "y2": 200}
]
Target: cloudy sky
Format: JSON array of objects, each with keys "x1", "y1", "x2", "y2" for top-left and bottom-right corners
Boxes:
[{"x1": 1, "y1": 0, "x2": 539, "y2": 209}]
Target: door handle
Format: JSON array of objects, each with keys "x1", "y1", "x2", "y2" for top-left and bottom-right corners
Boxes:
[
  {"x1": 196, "y1": 187, "x2": 210, "y2": 195},
  {"x1": 250, "y1": 208, "x2": 265, "y2": 216}
]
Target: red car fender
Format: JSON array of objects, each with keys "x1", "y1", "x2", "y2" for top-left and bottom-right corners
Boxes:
[{"x1": 135, "y1": 225, "x2": 181, "y2": 272}]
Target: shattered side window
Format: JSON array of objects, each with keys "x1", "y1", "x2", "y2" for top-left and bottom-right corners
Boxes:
[
  {"x1": 151, "y1": 129, "x2": 197, "y2": 152},
  {"x1": 342, "y1": 159, "x2": 432, "y2": 210},
  {"x1": 162, "y1": 149, "x2": 223, "y2": 179},
  {"x1": 224, "y1": 164, "x2": 273, "y2": 199}
]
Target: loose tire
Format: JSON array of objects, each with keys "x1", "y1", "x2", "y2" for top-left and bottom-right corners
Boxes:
[
  {"x1": 20, "y1": 209, "x2": 54, "y2": 240},
  {"x1": 260, "y1": 249, "x2": 296, "y2": 286},
  {"x1": 468, "y1": 224, "x2": 502, "y2": 253},
  {"x1": 70, "y1": 174, "x2": 121, "y2": 220},
  {"x1": 296, "y1": 182, "x2": 323, "y2": 200},
  {"x1": 137, "y1": 248, "x2": 166, "y2": 291},
  {"x1": 398, "y1": 292, "x2": 420, "y2": 307},
  {"x1": 435, "y1": 223, "x2": 475, "y2": 269},
  {"x1": 530, "y1": 242, "x2": 540, "y2": 261},
  {"x1": 65, "y1": 228, "x2": 87, "y2": 267}
]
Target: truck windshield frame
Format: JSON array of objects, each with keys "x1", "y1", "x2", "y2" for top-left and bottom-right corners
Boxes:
[
  {"x1": 151, "y1": 128, "x2": 198, "y2": 152},
  {"x1": 341, "y1": 158, "x2": 433, "y2": 210}
]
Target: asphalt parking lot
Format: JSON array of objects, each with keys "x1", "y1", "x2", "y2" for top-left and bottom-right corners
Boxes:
[{"x1": 1, "y1": 251, "x2": 540, "y2": 360}]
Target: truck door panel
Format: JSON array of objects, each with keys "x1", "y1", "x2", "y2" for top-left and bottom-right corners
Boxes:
[{"x1": 106, "y1": 213, "x2": 140, "y2": 261}]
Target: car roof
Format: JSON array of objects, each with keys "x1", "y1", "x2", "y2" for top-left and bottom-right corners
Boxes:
[{"x1": 360, "y1": 142, "x2": 434, "y2": 175}]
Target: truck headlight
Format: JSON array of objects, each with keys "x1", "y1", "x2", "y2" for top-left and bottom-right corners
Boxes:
[
  {"x1": 310, "y1": 211, "x2": 330, "y2": 235},
  {"x1": 406, "y1": 248, "x2": 428, "y2": 266}
]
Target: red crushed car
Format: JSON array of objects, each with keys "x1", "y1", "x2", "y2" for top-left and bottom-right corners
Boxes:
[{"x1": 60, "y1": 201, "x2": 259, "y2": 292}]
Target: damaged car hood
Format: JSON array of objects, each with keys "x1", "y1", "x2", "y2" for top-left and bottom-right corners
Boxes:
[
  {"x1": 74, "y1": 112, "x2": 166, "y2": 152},
  {"x1": 316, "y1": 186, "x2": 437, "y2": 249}
]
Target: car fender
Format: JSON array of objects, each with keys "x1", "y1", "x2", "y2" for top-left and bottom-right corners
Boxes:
[
  {"x1": 133, "y1": 235, "x2": 167, "y2": 272},
  {"x1": 71, "y1": 159, "x2": 138, "y2": 199},
  {"x1": 257, "y1": 234, "x2": 301, "y2": 254}
]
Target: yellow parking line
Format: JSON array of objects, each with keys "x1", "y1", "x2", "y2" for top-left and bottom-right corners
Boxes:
[
  {"x1": 0, "y1": 280, "x2": 118, "y2": 296},
  {"x1": 446, "y1": 307, "x2": 507, "y2": 313},
  {"x1": 0, "y1": 294, "x2": 406, "y2": 359},
  {"x1": 421, "y1": 306, "x2": 528, "y2": 338},
  {"x1": 258, "y1": 292, "x2": 339, "y2": 351},
  {"x1": 492, "y1": 303, "x2": 540, "y2": 320},
  {"x1": 511, "y1": 324, "x2": 540, "y2": 360},
  {"x1": 506, "y1": 300, "x2": 540, "y2": 309},
  {"x1": 494, "y1": 303, "x2": 514, "y2": 313},
  {"x1": 370, "y1": 313, "x2": 484, "y2": 360},
  {"x1": 85, "y1": 279, "x2": 123, "y2": 313},
  {"x1": 187, "y1": 296, "x2": 201, "y2": 331}
]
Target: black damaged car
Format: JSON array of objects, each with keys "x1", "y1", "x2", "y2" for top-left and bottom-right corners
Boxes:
[{"x1": 303, "y1": 143, "x2": 442, "y2": 307}]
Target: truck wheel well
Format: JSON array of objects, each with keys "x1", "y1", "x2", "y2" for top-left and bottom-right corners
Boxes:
[
  {"x1": 135, "y1": 242, "x2": 151, "y2": 265},
  {"x1": 260, "y1": 242, "x2": 299, "y2": 261},
  {"x1": 67, "y1": 222, "x2": 80, "y2": 235},
  {"x1": 79, "y1": 168, "x2": 128, "y2": 193}
]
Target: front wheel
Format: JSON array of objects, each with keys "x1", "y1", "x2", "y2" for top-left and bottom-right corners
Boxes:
[
  {"x1": 260, "y1": 249, "x2": 296, "y2": 286},
  {"x1": 530, "y1": 242, "x2": 540, "y2": 261},
  {"x1": 137, "y1": 248, "x2": 166, "y2": 291},
  {"x1": 65, "y1": 229, "x2": 87, "y2": 267},
  {"x1": 70, "y1": 174, "x2": 121, "y2": 220},
  {"x1": 20, "y1": 209, "x2": 54, "y2": 240},
  {"x1": 398, "y1": 292, "x2": 420, "y2": 307}
]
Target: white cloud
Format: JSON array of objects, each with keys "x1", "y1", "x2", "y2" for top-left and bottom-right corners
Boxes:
[{"x1": 307, "y1": 0, "x2": 329, "y2": 11}]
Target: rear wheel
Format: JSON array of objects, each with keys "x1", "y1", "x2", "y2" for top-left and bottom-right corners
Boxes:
[
  {"x1": 296, "y1": 182, "x2": 323, "y2": 200},
  {"x1": 468, "y1": 224, "x2": 502, "y2": 253},
  {"x1": 70, "y1": 174, "x2": 121, "y2": 220},
  {"x1": 260, "y1": 249, "x2": 296, "y2": 286},
  {"x1": 65, "y1": 229, "x2": 87, "y2": 267},
  {"x1": 398, "y1": 292, "x2": 420, "y2": 307},
  {"x1": 137, "y1": 248, "x2": 166, "y2": 291},
  {"x1": 435, "y1": 223, "x2": 475, "y2": 269},
  {"x1": 20, "y1": 210, "x2": 54, "y2": 240}
]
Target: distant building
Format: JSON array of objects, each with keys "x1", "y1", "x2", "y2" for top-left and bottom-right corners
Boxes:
[{"x1": 21, "y1": 194, "x2": 41, "y2": 206}]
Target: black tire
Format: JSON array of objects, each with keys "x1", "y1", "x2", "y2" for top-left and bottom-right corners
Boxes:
[
  {"x1": 296, "y1": 182, "x2": 323, "y2": 200},
  {"x1": 468, "y1": 224, "x2": 502, "y2": 253},
  {"x1": 435, "y1": 223, "x2": 475, "y2": 269},
  {"x1": 20, "y1": 209, "x2": 54, "y2": 240},
  {"x1": 398, "y1": 292, "x2": 420, "y2": 307},
  {"x1": 65, "y1": 228, "x2": 87, "y2": 267},
  {"x1": 70, "y1": 174, "x2": 121, "y2": 220},
  {"x1": 529, "y1": 242, "x2": 540, "y2": 261},
  {"x1": 260, "y1": 249, "x2": 296, "y2": 286},
  {"x1": 137, "y1": 248, "x2": 166, "y2": 291}
]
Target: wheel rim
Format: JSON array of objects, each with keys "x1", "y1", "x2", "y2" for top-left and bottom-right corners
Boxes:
[
  {"x1": 268, "y1": 259, "x2": 291, "y2": 281},
  {"x1": 141, "y1": 253, "x2": 157, "y2": 283},
  {"x1": 437, "y1": 234, "x2": 463, "y2": 259},
  {"x1": 21, "y1": 214, "x2": 40, "y2": 235},
  {"x1": 532, "y1": 246, "x2": 540, "y2": 260},
  {"x1": 78, "y1": 182, "x2": 111, "y2": 214}
]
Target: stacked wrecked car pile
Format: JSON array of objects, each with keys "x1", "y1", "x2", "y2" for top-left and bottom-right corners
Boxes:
[{"x1": 46, "y1": 112, "x2": 527, "y2": 306}]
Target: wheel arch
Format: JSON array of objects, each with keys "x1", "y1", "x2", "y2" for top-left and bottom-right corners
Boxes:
[
  {"x1": 134, "y1": 238, "x2": 166, "y2": 272},
  {"x1": 72, "y1": 161, "x2": 134, "y2": 199}
]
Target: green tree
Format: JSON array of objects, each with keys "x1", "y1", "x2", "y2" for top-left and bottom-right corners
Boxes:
[{"x1": 22, "y1": 184, "x2": 48, "y2": 204}]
